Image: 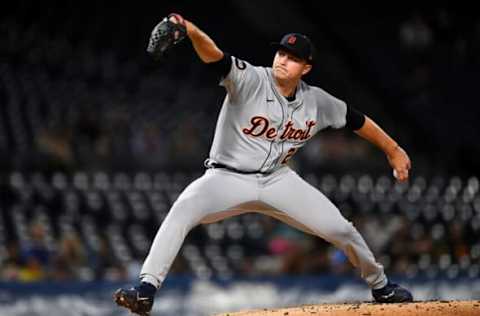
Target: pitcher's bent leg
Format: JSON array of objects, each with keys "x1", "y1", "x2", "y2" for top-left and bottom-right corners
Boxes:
[
  {"x1": 140, "y1": 169, "x2": 257, "y2": 288},
  {"x1": 261, "y1": 169, "x2": 387, "y2": 289}
]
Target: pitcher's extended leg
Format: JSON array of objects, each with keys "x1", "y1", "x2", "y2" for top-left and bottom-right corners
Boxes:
[
  {"x1": 140, "y1": 169, "x2": 257, "y2": 287},
  {"x1": 260, "y1": 169, "x2": 387, "y2": 289}
]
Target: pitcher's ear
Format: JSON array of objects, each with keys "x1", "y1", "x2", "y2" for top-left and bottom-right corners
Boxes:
[{"x1": 302, "y1": 64, "x2": 312, "y2": 76}]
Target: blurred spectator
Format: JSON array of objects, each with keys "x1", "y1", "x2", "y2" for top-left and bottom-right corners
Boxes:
[
  {"x1": 18, "y1": 222, "x2": 51, "y2": 282},
  {"x1": 89, "y1": 237, "x2": 123, "y2": 281},
  {"x1": 51, "y1": 231, "x2": 88, "y2": 280},
  {"x1": 1, "y1": 241, "x2": 22, "y2": 280},
  {"x1": 399, "y1": 12, "x2": 433, "y2": 54},
  {"x1": 72, "y1": 109, "x2": 109, "y2": 168},
  {"x1": 411, "y1": 225, "x2": 433, "y2": 255},
  {"x1": 131, "y1": 124, "x2": 169, "y2": 168},
  {"x1": 169, "y1": 114, "x2": 204, "y2": 170},
  {"x1": 328, "y1": 248, "x2": 351, "y2": 275},
  {"x1": 36, "y1": 125, "x2": 74, "y2": 168},
  {"x1": 449, "y1": 221, "x2": 469, "y2": 260}
]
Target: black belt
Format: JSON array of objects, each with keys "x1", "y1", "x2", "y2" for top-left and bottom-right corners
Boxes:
[{"x1": 208, "y1": 162, "x2": 272, "y2": 175}]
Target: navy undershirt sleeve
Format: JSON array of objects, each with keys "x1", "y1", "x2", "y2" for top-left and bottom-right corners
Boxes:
[
  {"x1": 345, "y1": 105, "x2": 366, "y2": 131},
  {"x1": 206, "y1": 52, "x2": 232, "y2": 81}
]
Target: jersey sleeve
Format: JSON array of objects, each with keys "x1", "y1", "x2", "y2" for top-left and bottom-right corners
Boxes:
[
  {"x1": 317, "y1": 90, "x2": 347, "y2": 129},
  {"x1": 219, "y1": 56, "x2": 261, "y2": 102}
]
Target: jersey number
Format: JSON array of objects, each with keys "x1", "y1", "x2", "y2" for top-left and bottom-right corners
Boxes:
[{"x1": 281, "y1": 148, "x2": 298, "y2": 164}]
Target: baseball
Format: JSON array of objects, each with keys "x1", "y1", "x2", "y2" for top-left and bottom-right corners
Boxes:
[
  {"x1": 393, "y1": 169, "x2": 398, "y2": 179},
  {"x1": 168, "y1": 13, "x2": 184, "y2": 25}
]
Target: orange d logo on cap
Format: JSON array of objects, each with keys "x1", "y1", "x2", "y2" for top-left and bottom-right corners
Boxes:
[{"x1": 287, "y1": 35, "x2": 297, "y2": 45}]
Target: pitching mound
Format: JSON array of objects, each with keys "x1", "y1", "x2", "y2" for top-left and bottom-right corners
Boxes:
[{"x1": 214, "y1": 300, "x2": 479, "y2": 316}]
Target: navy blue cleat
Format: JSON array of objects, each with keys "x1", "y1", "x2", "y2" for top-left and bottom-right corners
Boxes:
[
  {"x1": 114, "y1": 285, "x2": 154, "y2": 316},
  {"x1": 372, "y1": 281, "x2": 413, "y2": 303}
]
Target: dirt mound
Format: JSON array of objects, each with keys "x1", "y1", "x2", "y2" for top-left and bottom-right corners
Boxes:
[{"x1": 214, "y1": 300, "x2": 479, "y2": 316}]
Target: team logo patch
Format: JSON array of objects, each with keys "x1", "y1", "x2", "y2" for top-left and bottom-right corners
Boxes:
[
  {"x1": 234, "y1": 57, "x2": 246, "y2": 70},
  {"x1": 287, "y1": 35, "x2": 297, "y2": 45}
]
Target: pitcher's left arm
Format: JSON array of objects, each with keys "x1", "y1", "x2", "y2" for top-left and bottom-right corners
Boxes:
[{"x1": 353, "y1": 115, "x2": 411, "y2": 182}]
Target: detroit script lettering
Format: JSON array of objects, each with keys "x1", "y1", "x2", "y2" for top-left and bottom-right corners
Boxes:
[{"x1": 242, "y1": 116, "x2": 316, "y2": 141}]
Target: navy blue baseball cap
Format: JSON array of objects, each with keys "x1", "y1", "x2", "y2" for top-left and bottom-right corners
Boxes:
[{"x1": 271, "y1": 33, "x2": 314, "y2": 64}]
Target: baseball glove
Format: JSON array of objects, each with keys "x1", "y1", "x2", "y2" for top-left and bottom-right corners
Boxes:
[{"x1": 146, "y1": 13, "x2": 187, "y2": 60}]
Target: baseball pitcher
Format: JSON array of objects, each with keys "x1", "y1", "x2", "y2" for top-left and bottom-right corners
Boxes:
[{"x1": 114, "y1": 13, "x2": 413, "y2": 316}]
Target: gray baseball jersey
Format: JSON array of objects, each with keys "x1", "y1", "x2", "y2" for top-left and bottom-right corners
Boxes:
[
  {"x1": 140, "y1": 55, "x2": 387, "y2": 292},
  {"x1": 208, "y1": 56, "x2": 347, "y2": 173}
]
